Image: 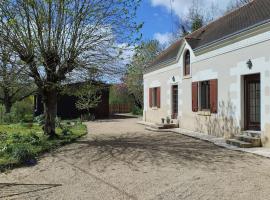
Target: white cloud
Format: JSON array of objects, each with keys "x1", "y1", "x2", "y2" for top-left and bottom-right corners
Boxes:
[
  {"x1": 150, "y1": 0, "x2": 231, "y2": 19},
  {"x1": 153, "y1": 32, "x2": 173, "y2": 46}
]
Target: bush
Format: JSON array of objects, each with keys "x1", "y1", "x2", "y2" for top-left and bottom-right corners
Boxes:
[
  {"x1": 34, "y1": 114, "x2": 45, "y2": 126},
  {"x1": 132, "y1": 106, "x2": 143, "y2": 116},
  {"x1": 13, "y1": 99, "x2": 34, "y2": 122},
  {"x1": 3, "y1": 113, "x2": 16, "y2": 124},
  {"x1": 0, "y1": 98, "x2": 34, "y2": 124},
  {"x1": 9, "y1": 143, "x2": 36, "y2": 163}
]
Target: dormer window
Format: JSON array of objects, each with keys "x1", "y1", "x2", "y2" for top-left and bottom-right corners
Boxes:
[{"x1": 184, "y1": 50, "x2": 190, "y2": 76}]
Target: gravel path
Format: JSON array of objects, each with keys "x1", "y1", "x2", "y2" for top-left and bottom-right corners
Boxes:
[{"x1": 1, "y1": 116, "x2": 270, "y2": 200}]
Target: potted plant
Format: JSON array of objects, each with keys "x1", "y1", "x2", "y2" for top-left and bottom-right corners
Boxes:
[
  {"x1": 166, "y1": 116, "x2": 170, "y2": 124},
  {"x1": 161, "y1": 118, "x2": 165, "y2": 124}
]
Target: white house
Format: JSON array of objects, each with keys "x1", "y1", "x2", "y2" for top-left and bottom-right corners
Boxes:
[{"x1": 143, "y1": 0, "x2": 270, "y2": 147}]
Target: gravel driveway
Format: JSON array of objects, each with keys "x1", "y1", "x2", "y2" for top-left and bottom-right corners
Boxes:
[{"x1": 1, "y1": 116, "x2": 270, "y2": 200}]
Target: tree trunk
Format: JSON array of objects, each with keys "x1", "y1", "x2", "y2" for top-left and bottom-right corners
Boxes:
[
  {"x1": 3, "y1": 90, "x2": 12, "y2": 113},
  {"x1": 4, "y1": 101, "x2": 12, "y2": 113},
  {"x1": 42, "y1": 89, "x2": 58, "y2": 138}
]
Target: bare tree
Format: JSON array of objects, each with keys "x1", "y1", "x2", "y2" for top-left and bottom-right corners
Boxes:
[
  {"x1": 0, "y1": 0, "x2": 141, "y2": 137},
  {"x1": 172, "y1": 0, "x2": 216, "y2": 41},
  {"x1": 0, "y1": 45, "x2": 35, "y2": 113},
  {"x1": 227, "y1": 0, "x2": 253, "y2": 11}
]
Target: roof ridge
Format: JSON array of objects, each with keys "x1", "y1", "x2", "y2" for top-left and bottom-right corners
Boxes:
[{"x1": 185, "y1": 0, "x2": 255, "y2": 40}]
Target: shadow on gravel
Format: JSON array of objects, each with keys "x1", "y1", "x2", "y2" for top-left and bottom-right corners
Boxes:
[
  {"x1": 58, "y1": 132, "x2": 260, "y2": 171},
  {"x1": 0, "y1": 183, "x2": 62, "y2": 199}
]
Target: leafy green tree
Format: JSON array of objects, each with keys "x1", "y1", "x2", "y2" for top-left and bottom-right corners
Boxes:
[
  {"x1": 0, "y1": 0, "x2": 141, "y2": 137},
  {"x1": 125, "y1": 40, "x2": 163, "y2": 109}
]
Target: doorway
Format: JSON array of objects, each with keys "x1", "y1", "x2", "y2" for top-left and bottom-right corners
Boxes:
[
  {"x1": 244, "y1": 74, "x2": 261, "y2": 131},
  {"x1": 172, "y1": 85, "x2": 178, "y2": 119}
]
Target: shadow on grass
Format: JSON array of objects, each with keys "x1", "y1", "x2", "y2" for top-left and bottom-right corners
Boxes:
[{"x1": 0, "y1": 183, "x2": 62, "y2": 199}]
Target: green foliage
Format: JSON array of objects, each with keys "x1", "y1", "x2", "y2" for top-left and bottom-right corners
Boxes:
[
  {"x1": 56, "y1": 117, "x2": 72, "y2": 135},
  {"x1": 0, "y1": 43, "x2": 35, "y2": 114},
  {"x1": 109, "y1": 84, "x2": 133, "y2": 105},
  {"x1": 124, "y1": 40, "x2": 163, "y2": 108},
  {"x1": 191, "y1": 14, "x2": 204, "y2": 32},
  {"x1": 13, "y1": 98, "x2": 34, "y2": 121},
  {"x1": 0, "y1": 97, "x2": 34, "y2": 124},
  {"x1": 75, "y1": 85, "x2": 101, "y2": 112},
  {"x1": 64, "y1": 83, "x2": 102, "y2": 113},
  {"x1": 0, "y1": 122, "x2": 87, "y2": 169},
  {"x1": 34, "y1": 114, "x2": 45, "y2": 126},
  {"x1": 132, "y1": 106, "x2": 143, "y2": 116},
  {"x1": 8, "y1": 143, "x2": 36, "y2": 163}
]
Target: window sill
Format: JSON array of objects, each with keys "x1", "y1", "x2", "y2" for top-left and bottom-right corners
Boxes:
[
  {"x1": 197, "y1": 110, "x2": 211, "y2": 116},
  {"x1": 183, "y1": 75, "x2": 192, "y2": 79},
  {"x1": 151, "y1": 107, "x2": 159, "y2": 110}
]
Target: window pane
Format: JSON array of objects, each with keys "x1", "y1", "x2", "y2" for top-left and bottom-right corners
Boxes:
[
  {"x1": 152, "y1": 88, "x2": 158, "y2": 107},
  {"x1": 184, "y1": 51, "x2": 190, "y2": 75},
  {"x1": 200, "y1": 81, "x2": 210, "y2": 110}
]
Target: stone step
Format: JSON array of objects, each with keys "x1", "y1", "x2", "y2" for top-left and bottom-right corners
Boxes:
[
  {"x1": 145, "y1": 126, "x2": 173, "y2": 132},
  {"x1": 242, "y1": 131, "x2": 261, "y2": 138},
  {"x1": 150, "y1": 124, "x2": 164, "y2": 129},
  {"x1": 150, "y1": 123, "x2": 178, "y2": 130},
  {"x1": 235, "y1": 135, "x2": 261, "y2": 147},
  {"x1": 226, "y1": 139, "x2": 253, "y2": 148}
]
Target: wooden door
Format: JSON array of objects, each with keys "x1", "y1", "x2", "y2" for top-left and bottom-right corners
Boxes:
[
  {"x1": 172, "y1": 85, "x2": 178, "y2": 119},
  {"x1": 244, "y1": 74, "x2": 261, "y2": 131}
]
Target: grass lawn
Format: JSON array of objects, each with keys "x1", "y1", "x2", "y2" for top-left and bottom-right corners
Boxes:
[{"x1": 0, "y1": 122, "x2": 87, "y2": 171}]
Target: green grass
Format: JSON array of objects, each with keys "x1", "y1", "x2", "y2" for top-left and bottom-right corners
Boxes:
[{"x1": 0, "y1": 122, "x2": 87, "y2": 171}]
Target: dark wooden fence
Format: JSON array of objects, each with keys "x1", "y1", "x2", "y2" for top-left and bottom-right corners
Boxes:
[{"x1": 109, "y1": 104, "x2": 132, "y2": 114}]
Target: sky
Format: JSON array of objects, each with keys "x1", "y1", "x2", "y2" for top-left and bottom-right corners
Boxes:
[{"x1": 137, "y1": 0, "x2": 233, "y2": 46}]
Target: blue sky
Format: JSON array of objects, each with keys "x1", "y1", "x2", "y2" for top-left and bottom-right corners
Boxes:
[{"x1": 137, "y1": 0, "x2": 233, "y2": 45}]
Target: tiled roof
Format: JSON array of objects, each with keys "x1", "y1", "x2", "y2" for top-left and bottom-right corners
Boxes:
[
  {"x1": 148, "y1": 0, "x2": 270, "y2": 71},
  {"x1": 186, "y1": 0, "x2": 270, "y2": 50},
  {"x1": 148, "y1": 39, "x2": 183, "y2": 68}
]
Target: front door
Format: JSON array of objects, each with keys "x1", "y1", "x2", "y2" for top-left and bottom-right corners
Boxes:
[
  {"x1": 172, "y1": 85, "x2": 178, "y2": 119},
  {"x1": 244, "y1": 74, "x2": 261, "y2": 131}
]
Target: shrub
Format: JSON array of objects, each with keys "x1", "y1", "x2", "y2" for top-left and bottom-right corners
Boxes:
[
  {"x1": 9, "y1": 143, "x2": 36, "y2": 163},
  {"x1": 13, "y1": 99, "x2": 33, "y2": 119},
  {"x1": 34, "y1": 114, "x2": 45, "y2": 126},
  {"x1": 132, "y1": 106, "x2": 143, "y2": 116},
  {"x1": 0, "y1": 132, "x2": 7, "y2": 141},
  {"x1": 3, "y1": 113, "x2": 16, "y2": 124}
]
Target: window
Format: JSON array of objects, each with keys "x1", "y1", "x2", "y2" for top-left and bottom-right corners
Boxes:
[
  {"x1": 149, "y1": 87, "x2": 160, "y2": 108},
  {"x1": 184, "y1": 50, "x2": 190, "y2": 76},
  {"x1": 152, "y1": 87, "x2": 158, "y2": 107},
  {"x1": 192, "y1": 79, "x2": 218, "y2": 113},
  {"x1": 199, "y1": 81, "x2": 210, "y2": 110}
]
